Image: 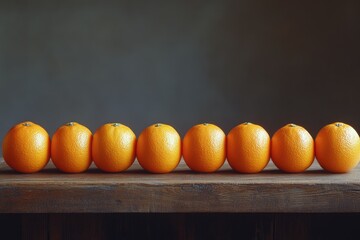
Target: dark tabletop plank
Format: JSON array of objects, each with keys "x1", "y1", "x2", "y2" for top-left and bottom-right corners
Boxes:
[{"x1": 0, "y1": 158, "x2": 359, "y2": 213}]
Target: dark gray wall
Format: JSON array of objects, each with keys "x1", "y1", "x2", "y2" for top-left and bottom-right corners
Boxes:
[{"x1": 1, "y1": 0, "x2": 360, "y2": 150}]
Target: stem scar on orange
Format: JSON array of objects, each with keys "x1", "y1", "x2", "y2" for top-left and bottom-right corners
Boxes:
[
  {"x1": 315, "y1": 122, "x2": 360, "y2": 173},
  {"x1": 92, "y1": 123, "x2": 136, "y2": 172},
  {"x1": 2, "y1": 121, "x2": 50, "y2": 173},
  {"x1": 51, "y1": 122, "x2": 92, "y2": 173},
  {"x1": 227, "y1": 122, "x2": 270, "y2": 173},
  {"x1": 271, "y1": 123, "x2": 314, "y2": 173},
  {"x1": 136, "y1": 123, "x2": 181, "y2": 173},
  {"x1": 183, "y1": 123, "x2": 226, "y2": 173}
]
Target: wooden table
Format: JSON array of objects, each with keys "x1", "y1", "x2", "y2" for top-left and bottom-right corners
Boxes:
[{"x1": 1, "y1": 158, "x2": 360, "y2": 239}]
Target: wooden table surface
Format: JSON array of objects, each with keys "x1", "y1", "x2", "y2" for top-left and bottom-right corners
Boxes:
[{"x1": 1, "y1": 157, "x2": 359, "y2": 213}]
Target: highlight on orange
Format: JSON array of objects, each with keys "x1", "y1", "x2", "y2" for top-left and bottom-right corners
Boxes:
[
  {"x1": 227, "y1": 122, "x2": 270, "y2": 173},
  {"x1": 271, "y1": 123, "x2": 314, "y2": 173},
  {"x1": 136, "y1": 123, "x2": 181, "y2": 173},
  {"x1": 51, "y1": 122, "x2": 92, "y2": 173},
  {"x1": 315, "y1": 122, "x2": 360, "y2": 173},
  {"x1": 183, "y1": 123, "x2": 226, "y2": 173},
  {"x1": 92, "y1": 123, "x2": 136, "y2": 172},
  {"x1": 2, "y1": 121, "x2": 51, "y2": 173}
]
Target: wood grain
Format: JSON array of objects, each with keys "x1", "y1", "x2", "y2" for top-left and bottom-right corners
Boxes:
[
  {"x1": 1, "y1": 158, "x2": 360, "y2": 213},
  {"x1": 1, "y1": 213, "x2": 360, "y2": 240}
]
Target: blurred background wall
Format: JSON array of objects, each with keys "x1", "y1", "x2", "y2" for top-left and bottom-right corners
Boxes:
[{"x1": 1, "y1": 0, "x2": 360, "y2": 149}]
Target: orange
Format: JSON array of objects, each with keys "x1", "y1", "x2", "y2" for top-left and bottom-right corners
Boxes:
[
  {"x1": 271, "y1": 123, "x2": 314, "y2": 173},
  {"x1": 136, "y1": 123, "x2": 181, "y2": 173},
  {"x1": 92, "y1": 123, "x2": 136, "y2": 172},
  {"x1": 2, "y1": 121, "x2": 50, "y2": 173},
  {"x1": 51, "y1": 122, "x2": 92, "y2": 173},
  {"x1": 183, "y1": 123, "x2": 226, "y2": 172},
  {"x1": 315, "y1": 122, "x2": 360, "y2": 173},
  {"x1": 227, "y1": 122, "x2": 270, "y2": 173}
]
